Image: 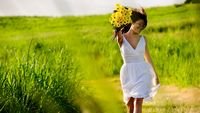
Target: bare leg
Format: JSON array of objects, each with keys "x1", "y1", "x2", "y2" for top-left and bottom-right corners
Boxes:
[
  {"x1": 134, "y1": 98, "x2": 143, "y2": 113},
  {"x1": 127, "y1": 97, "x2": 134, "y2": 113}
]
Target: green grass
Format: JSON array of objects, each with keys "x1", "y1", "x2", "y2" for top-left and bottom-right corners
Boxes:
[
  {"x1": 0, "y1": 3, "x2": 200, "y2": 113},
  {"x1": 2, "y1": 3, "x2": 197, "y2": 86},
  {"x1": 0, "y1": 41, "x2": 82, "y2": 113}
]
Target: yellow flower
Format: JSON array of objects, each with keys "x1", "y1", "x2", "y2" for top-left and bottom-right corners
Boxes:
[{"x1": 109, "y1": 4, "x2": 132, "y2": 28}]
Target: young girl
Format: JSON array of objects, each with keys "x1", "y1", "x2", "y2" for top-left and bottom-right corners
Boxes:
[{"x1": 112, "y1": 5, "x2": 160, "y2": 113}]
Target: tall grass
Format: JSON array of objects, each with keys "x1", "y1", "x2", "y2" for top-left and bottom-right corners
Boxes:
[
  {"x1": 143, "y1": 4, "x2": 200, "y2": 87},
  {"x1": 0, "y1": 4, "x2": 199, "y2": 87},
  {"x1": 0, "y1": 40, "x2": 81, "y2": 113}
]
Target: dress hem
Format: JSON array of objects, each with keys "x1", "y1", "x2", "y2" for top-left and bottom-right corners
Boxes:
[{"x1": 123, "y1": 84, "x2": 160, "y2": 104}]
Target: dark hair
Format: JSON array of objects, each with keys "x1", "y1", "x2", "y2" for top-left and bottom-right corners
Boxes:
[
  {"x1": 122, "y1": 9, "x2": 147, "y2": 34},
  {"x1": 131, "y1": 9, "x2": 147, "y2": 27},
  {"x1": 114, "y1": 8, "x2": 147, "y2": 39}
]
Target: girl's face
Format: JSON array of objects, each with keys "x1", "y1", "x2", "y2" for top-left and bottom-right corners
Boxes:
[{"x1": 130, "y1": 19, "x2": 145, "y2": 34}]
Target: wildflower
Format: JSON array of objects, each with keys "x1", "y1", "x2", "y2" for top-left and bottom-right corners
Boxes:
[{"x1": 109, "y1": 4, "x2": 132, "y2": 28}]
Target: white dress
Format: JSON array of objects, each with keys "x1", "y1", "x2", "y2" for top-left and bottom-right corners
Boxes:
[{"x1": 120, "y1": 35, "x2": 160, "y2": 104}]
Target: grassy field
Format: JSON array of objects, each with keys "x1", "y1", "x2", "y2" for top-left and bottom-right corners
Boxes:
[{"x1": 0, "y1": 3, "x2": 200, "y2": 113}]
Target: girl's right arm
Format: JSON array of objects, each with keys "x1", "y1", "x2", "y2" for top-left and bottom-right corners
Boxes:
[{"x1": 116, "y1": 30, "x2": 123, "y2": 47}]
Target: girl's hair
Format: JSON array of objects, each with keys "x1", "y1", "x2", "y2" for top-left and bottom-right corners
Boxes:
[
  {"x1": 122, "y1": 8, "x2": 147, "y2": 33},
  {"x1": 114, "y1": 8, "x2": 147, "y2": 38}
]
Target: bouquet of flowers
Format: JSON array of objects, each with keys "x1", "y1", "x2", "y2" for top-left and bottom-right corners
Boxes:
[{"x1": 109, "y1": 4, "x2": 132, "y2": 29}]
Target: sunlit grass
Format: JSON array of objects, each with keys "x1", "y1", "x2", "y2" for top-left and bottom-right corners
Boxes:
[
  {"x1": 0, "y1": 3, "x2": 199, "y2": 113},
  {"x1": 0, "y1": 40, "x2": 82, "y2": 113}
]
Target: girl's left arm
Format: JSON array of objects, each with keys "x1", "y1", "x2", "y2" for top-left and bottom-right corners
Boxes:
[{"x1": 144, "y1": 37, "x2": 160, "y2": 85}]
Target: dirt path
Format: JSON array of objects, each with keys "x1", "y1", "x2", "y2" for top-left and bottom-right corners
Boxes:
[
  {"x1": 156, "y1": 85, "x2": 200, "y2": 105},
  {"x1": 82, "y1": 77, "x2": 200, "y2": 113}
]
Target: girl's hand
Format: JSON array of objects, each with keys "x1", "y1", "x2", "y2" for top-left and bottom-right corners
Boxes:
[
  {"x1": 115, "y1": 26, "x2": 124, "y2": 33},
  {"x1": 115, "y1": 27, "x2": 121, "y2": 33},
  {"x1": 113, "y1": 26, "x2": 123, "y2": 38},
  {"x1": 155, "y1": 76, "x2": 160, "y2": 85}
]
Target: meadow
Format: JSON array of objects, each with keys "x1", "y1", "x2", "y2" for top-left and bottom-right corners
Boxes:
[{"x1": 0, "y1": 3, "x2": 200, "y2": 113}]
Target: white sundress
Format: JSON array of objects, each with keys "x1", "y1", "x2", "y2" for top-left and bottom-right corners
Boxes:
[{"x1": 120, "y1": 35, "x2": 160, "y2": 104}]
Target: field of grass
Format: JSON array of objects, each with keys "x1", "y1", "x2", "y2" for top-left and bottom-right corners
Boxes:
[
  {"x1": 0, "y1": 41, "x2": 82, "y2": 112},
  {"x1": 0, "y1": 3, "x2": 200, "y2": 113}
]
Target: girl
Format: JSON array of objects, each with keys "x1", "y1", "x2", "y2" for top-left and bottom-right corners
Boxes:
[{"x1": 114, "y1": 7, "x2": 160, "y2": 113}]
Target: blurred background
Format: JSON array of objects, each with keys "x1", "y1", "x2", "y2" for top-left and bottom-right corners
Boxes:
[
  {"x1": 0, "y1": 0, "x2": 186, "y2": 16},
  {"x1": 0, "y1": 0, "x2": 200, "y2": 113}
]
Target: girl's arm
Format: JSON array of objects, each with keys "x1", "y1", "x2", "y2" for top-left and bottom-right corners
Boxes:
[
  {"x1": 115, "y1": 30, "x2": 123, "y2": 47},
  {"x1": 144, "y1": 37, "x2": 160, "y2": 85}
]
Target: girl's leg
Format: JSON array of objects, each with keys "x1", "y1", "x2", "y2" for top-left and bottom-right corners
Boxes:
[
  {"x1": 134, "y1": 98, "x2": 143, "y2": 113},
  {"x1": 127, "y1": 97, "x2": 134, "y2": 113}
]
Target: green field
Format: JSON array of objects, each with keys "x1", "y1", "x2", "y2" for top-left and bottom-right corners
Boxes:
[{"x1": 0, "y1": 3, "x2": 200, "y2": 113}]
